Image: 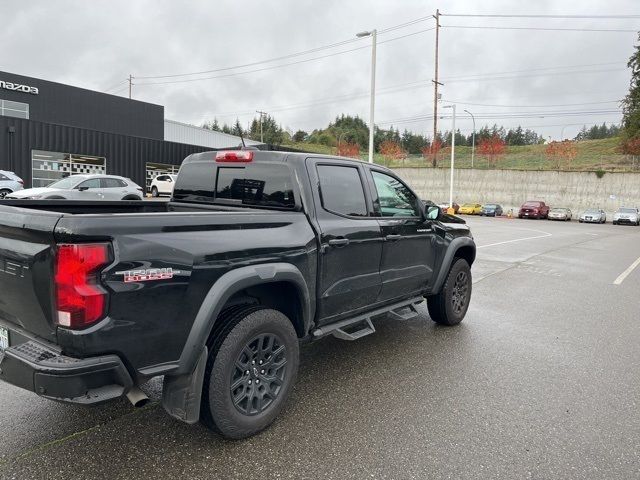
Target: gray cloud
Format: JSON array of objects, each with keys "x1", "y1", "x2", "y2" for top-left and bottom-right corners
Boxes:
[{"x1": 1, "y1": 0, "x2": 637, "y2": 140}]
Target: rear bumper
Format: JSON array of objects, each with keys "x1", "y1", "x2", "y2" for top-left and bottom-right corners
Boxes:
[{"x1": 0, "y1": 338, "x2": 133, "y2": 405}]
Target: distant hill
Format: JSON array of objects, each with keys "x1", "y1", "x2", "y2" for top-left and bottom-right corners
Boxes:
[{"x1": 282, "y1": 137, "x2": 636, "y2": 172}]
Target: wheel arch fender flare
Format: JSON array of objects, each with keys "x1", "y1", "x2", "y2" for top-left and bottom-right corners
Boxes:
[
  {"x1": 176, "y1": 262, "x2": 311, "y2": 376},
  {"x1": 431, "y1": 237, "x2": 476, "y2": 294}
]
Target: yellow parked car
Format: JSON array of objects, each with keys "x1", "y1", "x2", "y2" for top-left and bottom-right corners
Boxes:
[{"x1": 458, "y1": 203, "x2": 482, "y2": 215}]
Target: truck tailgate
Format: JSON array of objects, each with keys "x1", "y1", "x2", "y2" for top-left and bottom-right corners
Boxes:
[{"x1": 0, "y1": 205, "x2": 62, "y2": 341}]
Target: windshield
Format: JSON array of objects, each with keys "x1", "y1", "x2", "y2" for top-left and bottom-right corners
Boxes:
[
  {"x1": 523, "y1": 202, "x2": 540, "y2": 207},
  {"x1": 618, "y1": 208, "x2": 637, "y2": 213},
  {"x1": 462, "y1": 204, "x2": 475, "y2": 208},
  {"x1": 46, "y1": 176, "x2": 84, "y2": 189},
  {"x1": 551, "y1": 208, "x2": 567, "y2": 213},
  {"x1": 484, "y1": 204, "x2": 497, "y2": 208},
  {"x1": 584, "y1": 209, "x2": 599, "y2": 214}
]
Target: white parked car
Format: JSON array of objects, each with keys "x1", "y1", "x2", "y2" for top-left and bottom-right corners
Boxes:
[
  {"x1": 150, "y1": 174, "x2": 177, "y2": 197},
  {"x1": 0, "y1": 170, "x2": 24, "y2": 198},
  {"x1": 6, "y1": 175, "x2": 144, "y2": 200}
]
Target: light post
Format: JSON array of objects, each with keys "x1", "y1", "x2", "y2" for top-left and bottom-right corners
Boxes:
[
  {"x1": 464, "y1": 109, "x2": 475, "y2": 169},
  {"x1": 356, "y1": 29, "x2": 377, "y2": 163},
  {"x1": 443, "y1": 104, "x2": 456, "y2": 208}
]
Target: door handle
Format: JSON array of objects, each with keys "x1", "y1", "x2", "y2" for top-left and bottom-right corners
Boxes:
[
  {"x1": 385, "y1": 234, "x2": 402, "y2": 241},
  {"x1": 328, "y1": 238, "x2": 350, "y2": 247}
]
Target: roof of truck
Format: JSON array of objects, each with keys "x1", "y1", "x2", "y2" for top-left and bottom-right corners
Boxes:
[{"x1": 182, "y1": 149, "x2": 376, "y2": 167}]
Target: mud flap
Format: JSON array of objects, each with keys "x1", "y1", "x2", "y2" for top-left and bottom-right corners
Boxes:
[{"x1": 162, "y1": 346, "x2": 208, "y2": 424}]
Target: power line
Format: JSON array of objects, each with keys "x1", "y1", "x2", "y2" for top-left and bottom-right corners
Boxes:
[
  {"x1": 443, "y1": 99, "x2": 621, "y2": 108},
  {"x1": 443, "y1": 68, "x2": 626, "y2": 84},
  {"x1": 442, "y1": 25, "x2": 638, "y2": 33},
  {"x1": 103, "y1": 79, "x2": 129, "y2": 93},
  {"x1": 440, "y1": 61, "x2": 625, "y2": 81},
  {"x1": 440, "y1": 13, "x2": 640, "y2": 19},
  {"x1": 134, "y1": 27, "x2": 435, "y2": 87},
  {"x1": 134, "y1": 15, "x2": 434, "y2": 81}
]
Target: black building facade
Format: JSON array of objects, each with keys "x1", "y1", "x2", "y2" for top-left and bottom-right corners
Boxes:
[{"x1": 0, "y1": 71, "x2": 213, "y2": 190}]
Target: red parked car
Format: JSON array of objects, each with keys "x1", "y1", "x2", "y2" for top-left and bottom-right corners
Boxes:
[{"x1": 518, "y1": 201, "x2": 549, "y2": 219}]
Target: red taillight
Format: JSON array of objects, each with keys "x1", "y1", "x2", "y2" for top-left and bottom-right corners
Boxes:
[
  {"x1": 54, "y1": 243, "x2": 110, "y2": 329},
  {"x1": 215, "y1": 151, "x2": 254, "y2": 162}
]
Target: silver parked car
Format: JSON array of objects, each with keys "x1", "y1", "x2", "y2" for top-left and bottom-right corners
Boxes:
[
  {"x1": 0, "y1": 170, "x2": 24, "y2": 198},
  {"x1": 6, "y1": 175, "x2": 144, "y2": 200},
  {"x1": 613, "y1": 207, "x2": 640, "y2": 226},
  {"x1": 548, "y1": 207, "x2": 572, "y2": 221},
  {"x1": 579, "y1": 208, "x2": 606, "y2": 224}
]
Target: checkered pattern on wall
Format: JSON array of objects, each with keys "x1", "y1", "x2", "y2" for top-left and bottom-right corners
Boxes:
[{"x1": 31, "y1": 150, "x2": 106, "y2": 188}]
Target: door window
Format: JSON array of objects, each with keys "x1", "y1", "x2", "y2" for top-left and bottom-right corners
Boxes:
[
  {"x1": 102, "y1": 178, "x2": 126, "y2": 188},
  {"x1": 317, "y1": 165, "x2": 367, "y2": 217},
  {"x1": 371, "y1": 171, "x2": 419, "y2": 217},
  {"x1": 76, "y1": 179, "x2": 101, "y2": 189}
]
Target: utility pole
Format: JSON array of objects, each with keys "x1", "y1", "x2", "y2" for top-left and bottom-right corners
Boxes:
[
  {"x1": 432, "y1": 9, "x2": 443, "y2": 168},
  {"x1": 128, "y1": 74, "x2": 133, "y2": 99},
  {"x1": 256, "y1": 110, "x2": 267, "y2": 143}
]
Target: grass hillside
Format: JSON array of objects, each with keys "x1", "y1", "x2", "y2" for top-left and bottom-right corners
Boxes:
[{"x1": 283, "y1": 137, "x2": 637, "y2": 172}]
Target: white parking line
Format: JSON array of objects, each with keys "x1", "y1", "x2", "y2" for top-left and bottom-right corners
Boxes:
[
  {"x1": 613, "y1": 255, "x2": 640, "y2": 285},
  {"x1": 477, "y1": 229, "x2": 552, "y2": 249}
]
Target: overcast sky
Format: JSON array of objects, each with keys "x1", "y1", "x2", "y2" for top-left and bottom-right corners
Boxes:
[{"x1": 2, "y1": 0, "x2": 638, "y2": 140}]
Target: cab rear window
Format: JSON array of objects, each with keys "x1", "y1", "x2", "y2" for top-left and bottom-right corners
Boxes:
[{"x1": 215, "y1": 165, "x2": 295, "y2": 209}]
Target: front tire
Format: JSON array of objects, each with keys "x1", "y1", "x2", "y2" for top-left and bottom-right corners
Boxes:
[
  {"x1": 201, "y1": 307, "x2": 299, "y2": 439},
  {"x1": 151, "y1": 186, "x2": 159, "y2": 197},
  {"x1": 427, "y1": 258, "x2": 472, "y2": 326},
  {"x1": 0, "y1": 189, "x2": 11, "y2": 199}
]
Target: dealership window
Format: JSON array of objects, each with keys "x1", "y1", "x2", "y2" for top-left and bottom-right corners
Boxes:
[
  {"x1": 31, "y1": 150, "x2": 106, "y2": 188},
  {"x1": 0, "y1": 99, "x2": 29, "y2": 119},
  {"x1": 146, "y1": 162, "x2": 180, "y2": 193}
]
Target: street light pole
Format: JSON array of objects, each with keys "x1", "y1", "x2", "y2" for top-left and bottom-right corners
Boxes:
[
  {"x1": 356, "y1": 29, "x2": 377, "y2": 163},
  {"x1": 443, "y1": 105, "x2": 456, "y2": 208},
  {"x1": 464, "y1": 109, "x2": 475, "y2": 169}
]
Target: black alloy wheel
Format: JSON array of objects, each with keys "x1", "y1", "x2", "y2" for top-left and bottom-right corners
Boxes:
[
  {"x1": 451, "y1": 270, "x2": 470, "y2": 316},
  {"x1": 230, "y1": 333, "x2": 287, "y2": 416}
]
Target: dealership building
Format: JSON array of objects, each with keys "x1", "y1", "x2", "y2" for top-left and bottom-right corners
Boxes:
[{"x1": 0, "y1": 71, "x2": 263, "y2": 191}]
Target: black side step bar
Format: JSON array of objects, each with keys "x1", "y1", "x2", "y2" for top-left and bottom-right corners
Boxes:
[{"x1": 312, "y1": 297, "x2": 424, "y2": 341}]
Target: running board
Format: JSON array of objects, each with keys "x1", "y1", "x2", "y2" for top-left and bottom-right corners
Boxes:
[{"x1": 312, "y1": 297, "x2": 424, "y2": 341}]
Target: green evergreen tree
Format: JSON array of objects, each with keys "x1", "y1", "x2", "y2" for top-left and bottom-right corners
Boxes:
[{"x1": 622, "y1": 33, "x2": 640, "y2": 141}]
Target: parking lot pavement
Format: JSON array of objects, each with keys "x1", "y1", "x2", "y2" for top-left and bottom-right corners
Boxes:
[{"x1": 1, "y1": 217, "x2": 640, "y2": 479}]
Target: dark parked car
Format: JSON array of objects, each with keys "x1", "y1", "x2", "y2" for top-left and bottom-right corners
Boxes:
[
  {"x1": 518, "y1": 201, "x2": 549, "y2": 219},
  {"x1": 0, "y1": 150, "x2": 476, "y2": 439},
  {"x1": 481, "y1": 204, "x2": 503, "y2": 217}
]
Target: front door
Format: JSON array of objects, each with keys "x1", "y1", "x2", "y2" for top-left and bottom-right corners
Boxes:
[
  {"x1": 306, "y1": 159, "x2": 384, "y2": 325},
  {"x1": 367, "y1": 169, "x2": 436, "y2": 302}
]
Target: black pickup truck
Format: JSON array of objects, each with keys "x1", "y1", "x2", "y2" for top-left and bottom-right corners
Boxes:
[{"x1": 0, "y1": 150, "x2": 475, "y2": 439}]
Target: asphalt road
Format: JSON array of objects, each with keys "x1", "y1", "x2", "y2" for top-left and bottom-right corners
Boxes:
[{"x1": 1, "y1": 217, "x2": 639, "y2": 479}]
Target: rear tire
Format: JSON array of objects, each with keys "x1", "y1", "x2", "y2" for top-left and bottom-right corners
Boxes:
[
  {"x1": 427, "y1": 258, "x2": 472, "y2": 326},
  {"x1": 0, "y1": 189, "x2": 11, "y2": 199},
  {"x1": 151, "y1": 186, "x2": 159, "y2": 197},
  {"x1": 122, "y1": 195, "x2": 141, "y2": 200},
  {"x1": 201, "y1": 307, "x2": 299, "y2": 439}
]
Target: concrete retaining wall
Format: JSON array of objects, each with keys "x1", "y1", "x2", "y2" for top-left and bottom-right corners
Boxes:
[{"x1": 394, "y1": 168, "x2": 640, "y2": 215}]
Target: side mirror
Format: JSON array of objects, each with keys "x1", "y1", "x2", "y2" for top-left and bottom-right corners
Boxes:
[
  {"x1": 425, "y1": 205, "x2": 441, "y2": 221},
  {"x1": 167, "y1": 178, "x2": 173, "y2": 183}
]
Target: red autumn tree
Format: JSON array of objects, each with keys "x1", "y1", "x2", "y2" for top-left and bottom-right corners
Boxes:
[
  {"x1": 379, "y1": 140, "x2": 405, "y2": 164},
  {"x1": 478, "y1": 135, "x2": 506, "y2": 167},
  {"x1": 422, "y1": 139, "x2": 443, "y2": 167},
  {"x1": 336, "y1": 141, "x2": 360, "y2": 159},
  {"x1": 545, "y1": 140, "x2": 578, "y2": 170}
]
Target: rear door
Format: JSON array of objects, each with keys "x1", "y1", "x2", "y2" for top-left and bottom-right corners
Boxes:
[
  {"x1": 100, "y1": 178, "x2": 128, "y2": 200},
  {"x1": 306, "y1": 159, "x2": 383, "y2": 324},
  {"x1": 367, "y1": 168, "x2": 435, "y2": 302}
]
